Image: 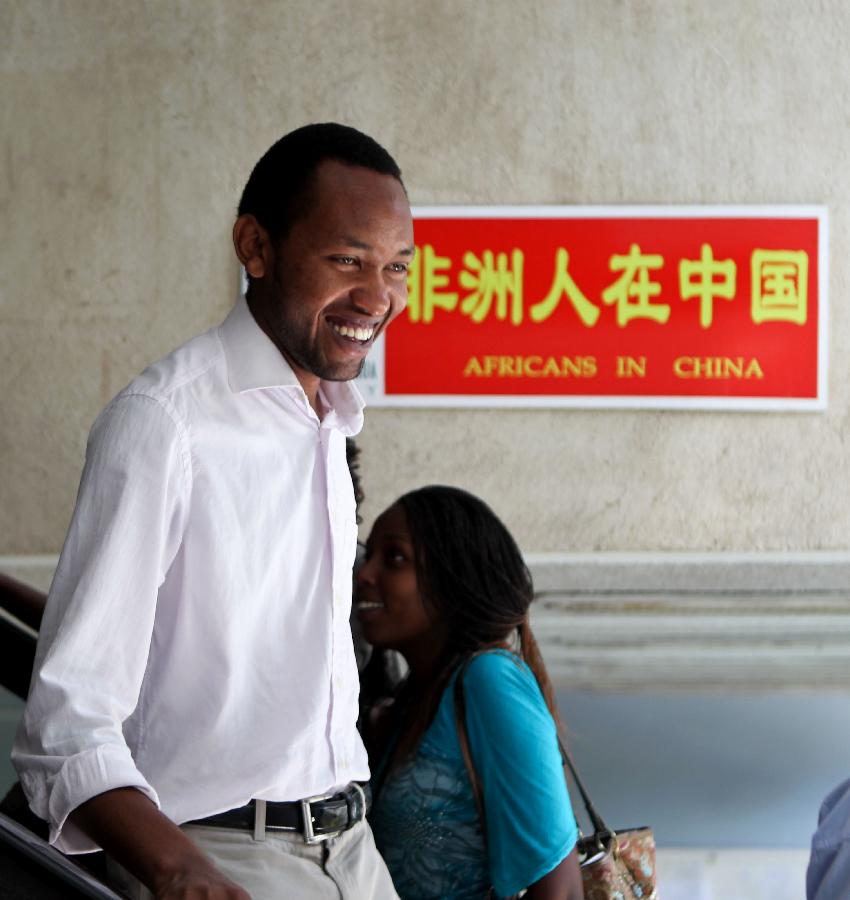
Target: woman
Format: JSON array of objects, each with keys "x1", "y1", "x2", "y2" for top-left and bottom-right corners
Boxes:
[{"x1": 356, "y1": 486, "x2": 583, "y2": 900}]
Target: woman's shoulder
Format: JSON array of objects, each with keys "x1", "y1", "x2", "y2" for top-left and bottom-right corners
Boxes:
[
  {"x1": 458, "y1": 649, "x2": 543, "y2": 710},
  {"x1": 462, "y1": 647, "x2": 533, "y2": 681},
  {"x1": 426, "y1": 650, "x2": 551, "y2": 753}
]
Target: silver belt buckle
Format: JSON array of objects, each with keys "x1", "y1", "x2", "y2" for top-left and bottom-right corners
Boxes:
[{"x1": 300, "y1": 792, "x2": 337, "y2": 845}]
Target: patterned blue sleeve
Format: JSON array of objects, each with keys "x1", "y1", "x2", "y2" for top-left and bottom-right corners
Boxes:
[{"x1": 461, "y1": 651, "x2": 578, "y2": 898}]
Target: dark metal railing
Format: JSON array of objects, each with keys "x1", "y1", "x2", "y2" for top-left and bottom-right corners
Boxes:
[
  {"x1": 0, "y1": 572, "x2": 46, "y2": 700},
  {"x1": 0, "y1": 573, "x2": 121, "y2": 897},
  {"x1": 0, "y1": 812, "x2": 120, "y2": 899}
]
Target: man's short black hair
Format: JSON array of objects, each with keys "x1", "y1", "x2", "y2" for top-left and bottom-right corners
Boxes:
[{"x1": 238, "y1": 122, "x2": 404, "y2": 241}]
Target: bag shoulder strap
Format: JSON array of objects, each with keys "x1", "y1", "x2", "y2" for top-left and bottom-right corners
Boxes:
[
  {"x1": 452, "y1": 653, "x2": 487, "y2": 829},
  {"x1": 557, "y1": 735, "x2": 610, "y2": 836}
]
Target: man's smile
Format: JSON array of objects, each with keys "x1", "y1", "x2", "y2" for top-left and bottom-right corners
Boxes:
[{"x1": 328, "y1": 319, "x2": 376, "y2": 343}]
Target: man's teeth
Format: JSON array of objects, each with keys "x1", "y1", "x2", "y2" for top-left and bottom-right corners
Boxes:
[
  {"x1": 357, "y1": 601, "x2": 384, "y2": 610},
  {"x1": 332, "y1": 323, "x2": 374, "y2": 342}
]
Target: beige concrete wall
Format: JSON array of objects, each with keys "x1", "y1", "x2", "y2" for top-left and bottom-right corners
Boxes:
[{"x1": 3, "y1": 0, "x2": 849, "y2": 556}]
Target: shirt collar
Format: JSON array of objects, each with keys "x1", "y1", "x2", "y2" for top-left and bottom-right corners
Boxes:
[{"x1": 219, "y1": 297, "x2": 365, "y2": 435}]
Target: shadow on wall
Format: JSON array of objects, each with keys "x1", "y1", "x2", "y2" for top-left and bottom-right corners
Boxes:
[{"x1": 559, "y1": 689, "x2": 850, "y2": 849}]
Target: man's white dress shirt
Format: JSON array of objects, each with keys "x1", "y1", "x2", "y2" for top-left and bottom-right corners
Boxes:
[{"x1": 13, "y1": 298, "x2": 369, "y2": 854}]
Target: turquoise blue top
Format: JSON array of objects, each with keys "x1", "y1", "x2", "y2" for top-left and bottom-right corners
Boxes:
[{"x1": 369, "y1": 650, "x2": 578, "y2": 899}]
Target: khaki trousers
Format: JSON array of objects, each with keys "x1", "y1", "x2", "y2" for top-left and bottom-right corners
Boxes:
[{"x1": 106, "y1": 819, "x2": 399, "y2": 900}]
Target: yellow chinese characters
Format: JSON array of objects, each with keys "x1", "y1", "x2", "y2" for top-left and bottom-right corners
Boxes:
[
  {"x1": 406, "y1": 241, "x2": 810, "y2": 329},
  {"x1": 406, "y1": 244, "x2": 458, "y2": 324},
  {"x1": 601, "y1": 244, "x2": 669, "y2": 326},
  {"x1": 459, "y1": 249, "x2": 524, "y2": 325},
  {"x1": 751, "y1": 250, "x2": 808, "y2": 325},
  {"x1": 529, "y1": 248, "x2": 600, "y2": 327},
  {"x1": 679, "y1": 244, "x2": 737, "y2": 328}
]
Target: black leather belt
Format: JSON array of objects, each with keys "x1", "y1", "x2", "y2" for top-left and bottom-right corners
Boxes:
[{"x1": 186, "y1": 783, "x2": 370, "y2": 844}]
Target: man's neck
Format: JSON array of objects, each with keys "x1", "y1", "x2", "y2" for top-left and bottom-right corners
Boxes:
[{"x1": 245, "y1": 292, "x2": 322, "y2": 414}]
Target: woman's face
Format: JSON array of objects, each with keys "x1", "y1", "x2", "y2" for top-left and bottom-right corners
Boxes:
[{"x1": 355, "y1": 503, "x2": 445, "y2": 659}]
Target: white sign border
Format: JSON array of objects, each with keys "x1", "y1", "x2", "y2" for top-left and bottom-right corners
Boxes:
[{"x1": 354, "y1": 204, "x2": 829, "y2": 412}]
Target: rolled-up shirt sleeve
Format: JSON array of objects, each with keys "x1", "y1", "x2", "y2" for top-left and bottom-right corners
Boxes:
[{"x1": 12, "y1": 392, "x2": 191, "y2": 853}]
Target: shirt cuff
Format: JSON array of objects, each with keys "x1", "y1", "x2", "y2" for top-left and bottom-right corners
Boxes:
[{"x1": 44, "y1": 743, "x2": 160, "y2": 854}]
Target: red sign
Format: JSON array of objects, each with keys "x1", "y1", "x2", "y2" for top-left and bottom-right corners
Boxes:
[{"x1": 355, "y1": 206, "x2": 827, "y2": 410}]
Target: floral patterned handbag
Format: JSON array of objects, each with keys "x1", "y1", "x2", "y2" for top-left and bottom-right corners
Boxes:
[{"x1": 453, "y1": 657, "x2": 658, "y2": 899}]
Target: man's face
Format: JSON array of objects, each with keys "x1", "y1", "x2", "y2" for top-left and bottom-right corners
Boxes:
[{"x1": 256, "y1": 160, "x2": 414, "y2": 387}]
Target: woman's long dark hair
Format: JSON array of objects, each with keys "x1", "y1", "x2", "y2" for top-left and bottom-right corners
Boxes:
[{"x1": 378, "y1": 485, "x2": 560, "y2": 766}]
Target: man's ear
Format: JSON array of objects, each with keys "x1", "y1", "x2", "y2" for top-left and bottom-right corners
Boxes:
[{"x1": 233, "y1": 214, "x2": 273, "y2": 279}]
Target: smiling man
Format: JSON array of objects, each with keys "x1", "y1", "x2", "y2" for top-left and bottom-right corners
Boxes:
[{"x1": 13, "y1": 124, "x2": 413, "y2": 900}]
